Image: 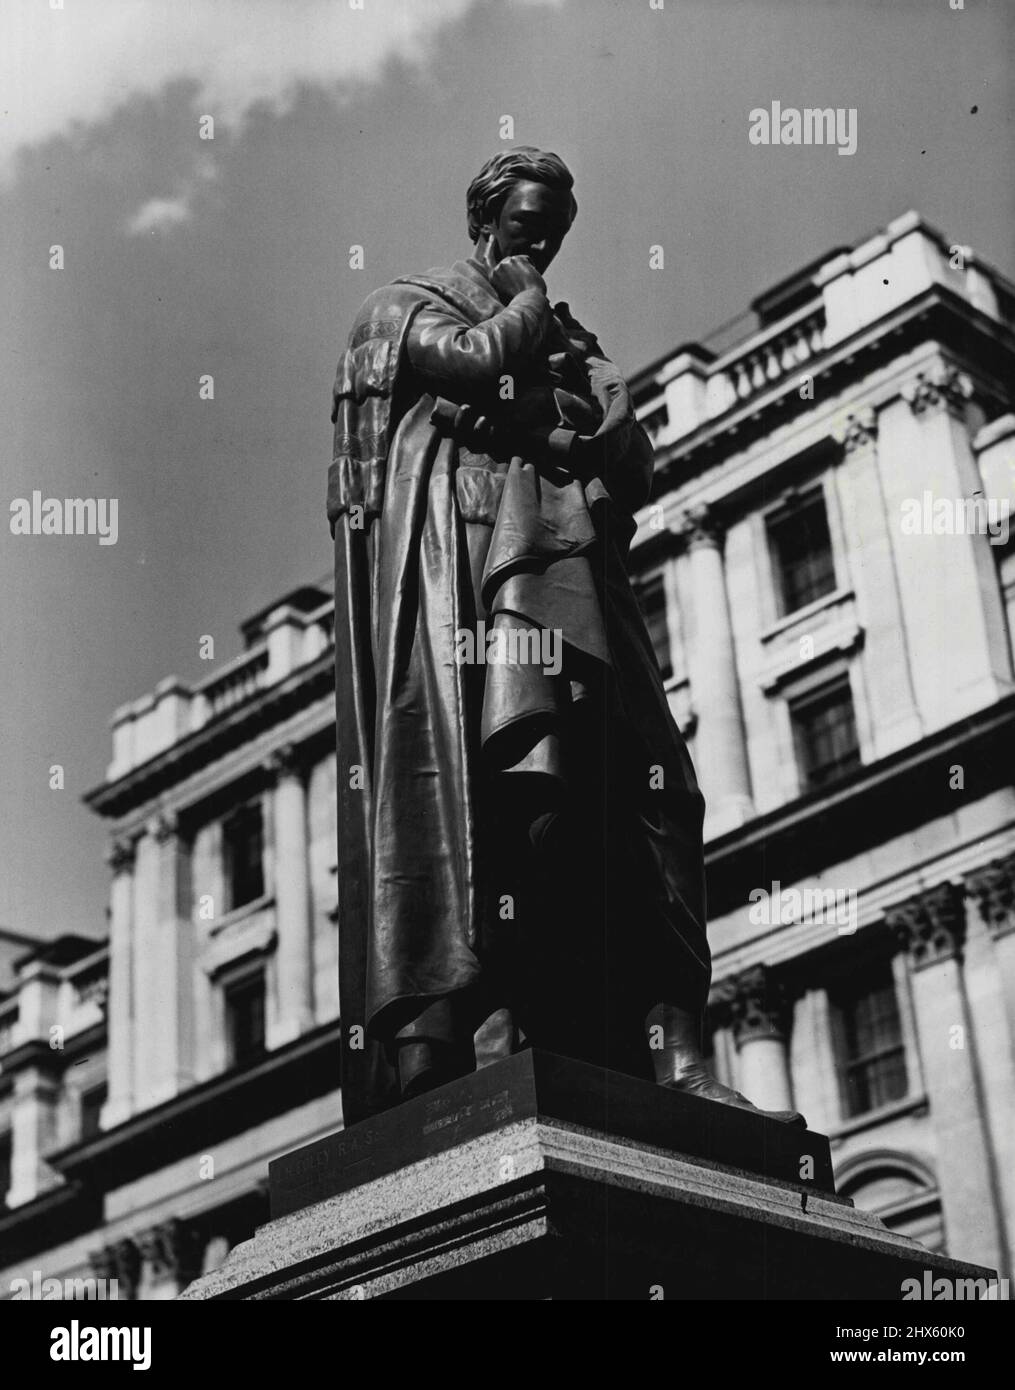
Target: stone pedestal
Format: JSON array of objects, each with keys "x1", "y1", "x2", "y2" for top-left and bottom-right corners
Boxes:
[{"x1": 179, "y1": 1051, "x2": 993, "y2": 1301}]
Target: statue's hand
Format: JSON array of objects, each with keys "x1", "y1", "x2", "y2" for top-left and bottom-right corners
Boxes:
[{"x1": 490, "y1": 254, "x2": 547, "y2": 302}]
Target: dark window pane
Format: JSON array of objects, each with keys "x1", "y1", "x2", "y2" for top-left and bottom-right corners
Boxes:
[
  {"x1": 0, "y1": 1133, "x2": 11, "y2": 1207},
  {"x1": 80, "y1": 1084, "x2": 107, "y2": 1141},
  {"x1": 225, "y1": 973, "x2": 266, "y2": 1067},
  {"x1": 768, "y1": 493, "x2": 836, "y2": 615},
  {"x1": 836, "y1": 967, "x2": 908, "y2": 1118},
  {"x1": 224, "y1": 802, "x2": 264, "y2": 911},
  {"x1": 790, "y1": 679, "x2": 861, "y2": 790},
  {"x1": 636, "y1": 573, "x2": 673, "y2": 681},
  {"x1": 641, "y1": 403, "x2": 668, "y2": 439}
]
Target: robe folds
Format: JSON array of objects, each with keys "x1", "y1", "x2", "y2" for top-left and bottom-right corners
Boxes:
[{"x1": 329, "y1": 257, "x2": 709, "y2": 1124}]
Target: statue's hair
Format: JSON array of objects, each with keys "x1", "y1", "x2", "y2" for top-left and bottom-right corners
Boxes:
[{"x1": 466, "y1": 147, "x2": 577, "y2": 242}]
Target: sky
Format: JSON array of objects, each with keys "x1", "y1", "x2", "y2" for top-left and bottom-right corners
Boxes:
[{"x1": 1, "y1": 0, "x2": 1012, "y2": 945}]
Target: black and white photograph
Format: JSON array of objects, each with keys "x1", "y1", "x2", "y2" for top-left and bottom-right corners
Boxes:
[{"x1": 1, "y1": 0, "x2": 1013, "y2": 1347}]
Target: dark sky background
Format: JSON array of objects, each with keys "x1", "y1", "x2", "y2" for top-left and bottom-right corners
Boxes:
[{"x1": 1, "y1": 0, "x2": 1012, "y2": 943}]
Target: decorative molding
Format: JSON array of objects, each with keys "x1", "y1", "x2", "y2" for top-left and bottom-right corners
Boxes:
[
  {"x1": 137, "y1": 1218, "x2": 203, "y2": 1287},
  {"x1": 105, "y1": 837, "x2": 136, "y2": 874},
  {"x1": 710, "y1": 965, "x2": 793, "y2": 1046},
  {"x1": 831, "y1": 405, "x2": 878, "y2": 452},
  {"x1": 89, "y1": 1238, "x2": 142, "y2": 1300},
  {"x1": 262, "y1": 742, "x2": 302, "y2": 783},
  {"x1": 670, "y1": 502, "x2": 725, "y2": 552},
  {"x1": 884, "y1": 882, "x2": 966, "y2": 971},
  {"x1": 901, "y1": 364, "x2": 974, "y2": 418},
  {"x1": 150, "y1": 810, "x2": 179, "y2": 844},
  {"x1": 965, "y1": 854, "x2": 1015, "y2": 941}
]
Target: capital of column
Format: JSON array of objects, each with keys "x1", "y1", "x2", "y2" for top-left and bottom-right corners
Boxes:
[
  {"x1": 965, "y1": 854, "x2": 1015, "y2": 941},
  {"x1": 137, "y1": 1217, "x2": 203, "y2": 1288},
  {"x1": 670, "y1": 502, "x2": 725, "y2": 553},
  {"x1": 710, "y1": 965, "x2": 792, "y2": 1046},
  {"x1": 90, "y1": 1238, "x2": 142, "y2": 1301},
  {"x1": 105, "y1": 836, "x2": 137, "y2": 874},
  {"x1": 885, "y1": 882, "x2": 966, "y2": 971},
  {"x1": 149, "y1": 809, "x2": 179, "y2": 844},
  {"x1": 901, "y1": 364, "x2": 974, "y2": 419},
  {"x1": 831, "y1": 404, "x2": 878, "y2": 452},
  {"x1": 262, "y1": 741, "x2": 302, "y2": 783}
]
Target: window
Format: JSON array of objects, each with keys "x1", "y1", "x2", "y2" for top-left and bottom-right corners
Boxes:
[
  {"x1": 0, "y1": 1131, "x2": 11, "y2": 1208},
  {"x1": 790, "y1": 677, "x2": 860, "y2": 790},
  {"x1": 832, "y1": 965, "x2": 908, "y2": 1118},
  {"x1": 636, "y1": 573, "x2": 673, "y2": 681},
  {"x1": 768, "y1": 490, "x2": 836, "y2": 615},
  {"x1": 225, "y1": 971, "x2": 266, "y2": 1066},
  {"x1": 641, "y1": 403, "x2": 668, "y2": 439},
  {"x1": 80, "y1": 1084, "x2": 107, "y2": 1141},
  {"x1": 223, "y1": 802, "x2": 264, "y2": 911}
]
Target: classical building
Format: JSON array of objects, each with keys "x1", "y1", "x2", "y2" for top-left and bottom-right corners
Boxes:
[{"x1": 1, "y1": 210, "x2": 1013, "y2": 1296}]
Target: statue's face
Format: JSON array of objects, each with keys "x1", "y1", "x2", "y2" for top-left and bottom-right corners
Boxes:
[{"x1": 481, "y1": 179, "x2": 574, "y2": 273}]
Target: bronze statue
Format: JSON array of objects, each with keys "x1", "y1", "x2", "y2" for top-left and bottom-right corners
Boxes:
[{"x1": 328, "y1": 147, "x2": 803, "y2": 1126}]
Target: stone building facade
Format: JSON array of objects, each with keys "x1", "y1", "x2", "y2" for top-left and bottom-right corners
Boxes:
[{"x1": 1, "y1": 210, "x2": 1013, "y2": 1296}]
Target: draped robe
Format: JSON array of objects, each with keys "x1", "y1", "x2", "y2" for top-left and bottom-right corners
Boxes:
[{"x1": 328, "y1": 257, "x2": 709, "y2": 1124}]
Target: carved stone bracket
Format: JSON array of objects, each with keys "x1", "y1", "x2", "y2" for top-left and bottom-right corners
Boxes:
[
  {"x1": 105, "y1": 836, "x2": 137, "y2": 874},
  {"x1": 262, "y1": 741, "x2": 302, "y2": 783},
  {"x1": 885, "y1": 882, "x2": 966, "y2": 971},
  {"x1": 670, "y1": 502, "x2": 725, "y2": 553},
  {"x1": 90, "y1": 1238, "x2": 142, "y2": 1301},
  {"x1": 831, "y1": 405, "x2": 878, "y2": 452},
  {"x1": 965, "y1": 855, "x2": 1015, "y2": 941},
  {"x1": 137, "y1": 1218, "x2": 203, "y2": 1288},
  {"x1": 901, "y1": 364, "x2": 974, "y2": 418},
  {"x1": 710, "y1": 965, "x2": 793, "y2": 1046},
  {"x1": 150, "y1": 809, "x2": 179, "y2": 844}
]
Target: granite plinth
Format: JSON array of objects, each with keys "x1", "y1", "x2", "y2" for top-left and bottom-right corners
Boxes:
[
  {"x1": 179, "y1": 1052, "x2": 995, "y2": 1300},
  {"x1": 268, "y1": 1049, "x2": 833, "y2": 1217}
]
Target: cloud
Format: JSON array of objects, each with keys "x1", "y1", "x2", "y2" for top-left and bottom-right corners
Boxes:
[
  {"x1": 0, "y1": 0, "x2": 563, "y2": 185},
  {"x1": 125, "y1": 195, "x2": 193, "y2": 236}
]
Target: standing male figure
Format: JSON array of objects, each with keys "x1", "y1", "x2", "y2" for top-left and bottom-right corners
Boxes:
[{"x1": 328, "y1": 147, "x2": 802, "y2": 1126}]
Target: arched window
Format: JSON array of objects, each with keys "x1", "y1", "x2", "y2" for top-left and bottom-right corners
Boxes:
[{"x1": 837, "y1": 1150, "x2": 944, "y2": 1252}]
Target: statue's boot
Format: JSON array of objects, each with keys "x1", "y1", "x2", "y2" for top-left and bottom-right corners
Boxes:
[
  {"x1": 647, "y1": 1003, "x2": 807, "y2": 1128},
  {"x1": 396, "y1": 1040, "x2": 461, "y2": 1100}
]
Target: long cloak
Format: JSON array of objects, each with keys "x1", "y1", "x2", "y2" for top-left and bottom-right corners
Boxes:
[{"x1": 328, "y1": 258, "x2": 708, "y2": 1123}]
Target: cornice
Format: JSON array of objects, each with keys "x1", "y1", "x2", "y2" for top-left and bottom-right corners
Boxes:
[
  {"x1": 83, "y1": 651, "x2": 335, "y2": 821},
  {"x1": 650, "y1": 285, "x2": 1014, "y2": 494}
]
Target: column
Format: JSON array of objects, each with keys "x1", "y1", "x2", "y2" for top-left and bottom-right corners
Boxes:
[
  {"x1": 102, "y1": 836, "x2": 136, "y2": 1128},
  {"x1": 965, "y1": 854, "x2": 1015, "y2": 1274},
  {"x1": 5, "y1": 957, "x2": 62, "y2": 1207},
  {"x1": 878, "y1": 363, "x2": 1013, "y2": 730},
  {"x1": 131, "y1": 811, "x2": 195, "y2": 1110},
  {"x1": 886, "y1": 883, "x2": 1006, "y2": 1271},
  {"x1": 265, "y1": 744, "x2": 314, "y2": 1046},
  {"x1": 831, "y1": 406, "x2": 922, "y2": 755},
  {"x1": 713, "y1": 966, "x2": 795, "y2": 1111},
  {"x1": 671, "y1": 503, "x2": 754, "y2": 834},
  {"x1": 137, "y1": 1219, "x2": 203, "y2": 1300},
  {"x1": 90, "y1": 1239, "x2": 142, "y2": 1302},
  {"x1": 6, "y1": 1066, "x2": 61, "y2": 1208}
]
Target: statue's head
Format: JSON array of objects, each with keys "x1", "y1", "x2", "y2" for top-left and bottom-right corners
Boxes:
[{"x1": 466, "y1": 147, "x2": 577, "y2": 273}]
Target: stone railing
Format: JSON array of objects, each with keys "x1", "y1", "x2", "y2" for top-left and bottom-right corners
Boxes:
[
  {"x1": 714, "y1": 300, "x2": 826, "y2": 410},
  {"x1": 0, "y1": 1004, "x2": 17, "y2": 1055},
  {"x1": 197, "y1": 648, "x2": 271, "y2": 720}
]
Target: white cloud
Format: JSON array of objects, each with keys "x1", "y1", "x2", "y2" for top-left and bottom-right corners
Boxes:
[
  {"x1": 125, "y1": 194, "x2": 193, "y2": 236},
  {"x1": 0, "y1": 0, "x2": 563, "y2": 185}
]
